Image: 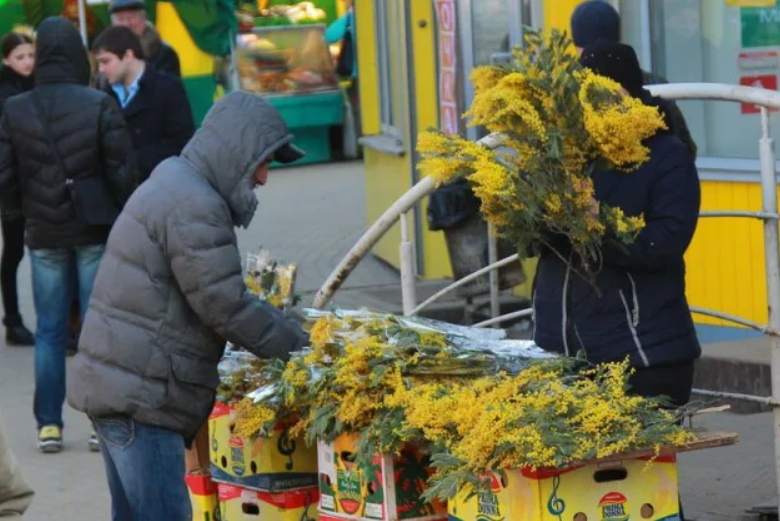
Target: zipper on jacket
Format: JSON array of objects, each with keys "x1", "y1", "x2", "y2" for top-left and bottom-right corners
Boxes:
[{"x1": 619, "y1": 289, "x2": 649, "y2": 367}]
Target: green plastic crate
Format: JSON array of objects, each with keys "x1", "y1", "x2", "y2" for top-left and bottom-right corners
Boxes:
[{"x1": 267, "y1": 91, "x2": 343, "y2": 166}]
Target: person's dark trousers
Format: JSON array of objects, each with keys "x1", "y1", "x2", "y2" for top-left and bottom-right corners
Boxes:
[
  {"x1": 92, "y1": 416, "x2": 191, "y2": 521},
  {"x1": 629, "y1": 361, "x2": 695, "y2": 521},
  {"x1": 1, "y1": 217, "x2": 26, "y2": 326},
  {"x1": 29, "y1": 245, "x2": 104, "y2": 429}
]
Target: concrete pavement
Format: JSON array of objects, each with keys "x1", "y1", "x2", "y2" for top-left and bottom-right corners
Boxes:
[{"x1": 0, "y1": 161, "x2": 776, "y2": 520}]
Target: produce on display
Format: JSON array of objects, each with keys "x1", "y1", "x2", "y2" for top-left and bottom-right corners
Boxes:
[
  {"x1": 235, "y1": 25, "x2": 339, "y2": 95},
  {"x1": 220, "y1": 309, "x2": 694, "y2": 500}
]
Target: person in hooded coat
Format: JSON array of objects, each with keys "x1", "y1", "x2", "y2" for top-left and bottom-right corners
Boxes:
[
  {"x1": 68, "y1": 92, "x2": 308, "y2": 521},
  {"x1": 0, "y1": 17, "x2": 136, "y2": 454},
  {"x1": 533, "y1": 41, "x2": 702, "y2": 408}
]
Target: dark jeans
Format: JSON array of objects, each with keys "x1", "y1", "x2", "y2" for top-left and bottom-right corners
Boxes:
[
  {"x1": 629, "y1": 361, "x2": 695, "y2": 521},
  {"x1": 0, "y1": 217, "x2": 25, "y2": 323},
  {"x1": 92, "y1": 416, "x2": 191, "y2": 521},
  {"x1": 29, "y1": 245, "x2": 104, "y2": 428}
]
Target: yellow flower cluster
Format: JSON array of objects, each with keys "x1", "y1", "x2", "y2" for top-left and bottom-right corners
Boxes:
[
  {"x1": 233, "y1": 397, "x2": 278, "y2": 439},
  {"x1": 579, "y1": 70, "x2": 667, "y2": 169},
  {"x1": 390, "y1": 360, "x2": 694, "y2": 472},
  {"x1": 416, "y1": 29, "x2": 659, "y2": 273}
]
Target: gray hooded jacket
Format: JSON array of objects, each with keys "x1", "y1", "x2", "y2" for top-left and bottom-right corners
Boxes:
[{"x1": 68, "y1": 93, "x2": 307, "y2": 439}]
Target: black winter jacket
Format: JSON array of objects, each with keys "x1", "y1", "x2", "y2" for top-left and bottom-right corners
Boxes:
[
  {"x1": 104, "y1": 64, "x2": 194, "y2": 181},
  {"x1": 533, "y1": 130, "x2": 702, "y2": 369},
  {"x1": 0, "y1": 67, "x2": 34, "y2": 220},
  {"x1": 0, "y1": 17, "x2": 136, "y2": 250}
]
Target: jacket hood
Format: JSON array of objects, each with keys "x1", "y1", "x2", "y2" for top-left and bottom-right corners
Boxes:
[
  {"x1": 181, "y1": 92, "x2": 295, "y2": 228},
  {"x1": 35, "y1": 17, "x2": 91, "y2": 86}
]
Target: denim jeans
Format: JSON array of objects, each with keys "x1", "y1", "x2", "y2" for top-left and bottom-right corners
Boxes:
[
  {"x1": 92, "y1": 416, "x2": 191, "y2": 521},
  {"x1": 29, "y1": 244, "x2": 104, "y2": 429}
]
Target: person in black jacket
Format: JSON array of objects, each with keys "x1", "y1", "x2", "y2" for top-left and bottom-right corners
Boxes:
[
  {"x1": 0, "y1": 17, "x2": 136, "y2": 454},
  {"x1": 108, "y1": 0, "x2": 181, "y2": 78},
  {"x1": 93, "y1": 26, "x2": 194, "y2": 182},
  {"x1": 0, "y1": 32, "x2": 35, "y2": 347},
  {"x1": 533, "y1": 41, "x2": 702, "y2": 411}
]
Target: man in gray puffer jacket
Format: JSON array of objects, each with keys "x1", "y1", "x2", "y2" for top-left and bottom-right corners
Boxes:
[{"x1": 68, "y1": 92, "x2": 307, "y2": 521}]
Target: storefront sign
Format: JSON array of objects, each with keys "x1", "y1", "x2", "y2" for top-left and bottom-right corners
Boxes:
[
  {"x1": 728, "y1": 0, "x2": 776, "y2": 7},
  {"x1": 739, "y1": 50, "x2": 780, "y2": 69},
  {"x1": 739, "y1": 74, "x2": 778, "y2": 113},
  {"x1": 741, "y1": 8, "x2": 780, "y2": 48},
  {"x1": 434, "y1": 0, "x2": 458, "y2": 134}
]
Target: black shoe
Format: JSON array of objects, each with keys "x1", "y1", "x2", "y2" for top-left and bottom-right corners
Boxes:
[
  {"x1": 66, "y1": 335, "x2": 78, "y2": 357},
  {"x1": 6, "y1": 323, "x2": 34, "y2": 346}
]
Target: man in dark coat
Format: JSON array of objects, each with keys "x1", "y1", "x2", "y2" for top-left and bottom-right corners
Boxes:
[
  {"x1": 570, "y1": 0, "x2": 698, "y2": 158},
  {"x1": 93, "y1": 25, "x2": 195, "y2": 182},
  {"x1": 0, "y1": 17, "x2": 136, "y2": 454},
  {"x1": 108, "y1": 0, "x2": 181, "y2": 78},
  {"x1": 69, "y1": 92, "x2": 306, "y2": 521}
]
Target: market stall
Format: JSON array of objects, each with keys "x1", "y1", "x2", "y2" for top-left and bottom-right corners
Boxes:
[{"x1": 234, "y1": 23, "x2": 343, "y2": 166}]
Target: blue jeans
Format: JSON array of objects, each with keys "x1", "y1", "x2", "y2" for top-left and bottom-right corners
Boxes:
[
  {"x1": 92, "y1": 416, "x2": 191, "y2": 521},
  {"x1": 29, "y1": 245, "x2": 104, "y2": 429}
]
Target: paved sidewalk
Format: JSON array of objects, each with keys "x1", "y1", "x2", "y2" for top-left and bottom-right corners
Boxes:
[{"x1": 0, "y1": 161, "x2": 776, "y2": 520}]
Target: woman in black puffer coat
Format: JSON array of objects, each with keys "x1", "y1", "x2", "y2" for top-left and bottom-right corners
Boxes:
[
  {"x1": 0, "y1": 32, "x2": 35, "y2": 346},
  {"x1": 533, "y1": 41, "x2": 702, "y2": 408}
]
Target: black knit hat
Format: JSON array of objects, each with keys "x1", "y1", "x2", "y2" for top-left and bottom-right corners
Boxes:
[
  {"x1": 571, "y1": 0, "x2": 620, "y2": 48},
  {"x1": 580, "y1": 40, "x2": 644, "y2": 98}
]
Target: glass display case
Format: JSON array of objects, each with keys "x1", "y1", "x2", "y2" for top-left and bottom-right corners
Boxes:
[{"x1": 235, "y1": 24, "x2": 340, "y2": 96}]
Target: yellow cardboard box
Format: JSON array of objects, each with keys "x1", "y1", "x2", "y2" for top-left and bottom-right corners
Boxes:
[
  {"x1": 448, "y1": 455, "x2": 680, "y2": 521},
  {"x1": 209, "y1": 402, "x2": 318, "y2": 491},
  {"x1": 317, "y1": 434, "x2": 447, "y2": 521},
  {"x1": 185, "y1": 472, "x2": 221, "y2": 521},
  {"x1": 218, "y1": 483, "x2": 319, "y2": 520}
]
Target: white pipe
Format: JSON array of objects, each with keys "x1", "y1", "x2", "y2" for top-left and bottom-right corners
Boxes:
[
  {"x1": 312, "y1": 133, "x2": 505, "y2": 310},
  {"x1": 649, "y1": 83, "x2": 780, "y2": 109},
  {"x1": 77, "y1": 0, "x2": 88, "y2": 47},
  {"x1": 409, "y1": 253, "x2": 520, "y2": 316},
  {"x1": 487, "y1": 222, "x2": 500, "y2": 323},
  {"x1": 757, "y1": 106, "x2": 780, "y2": 503},
  {"x1": 474, "y1": 308, "x2": 533, "y2": 328},
  {"x1": 400, "y1": 212, "x2": 417, "y2": 316}
]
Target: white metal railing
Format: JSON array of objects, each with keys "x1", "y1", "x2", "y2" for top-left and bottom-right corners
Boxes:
[{"x1": 312, "y1": 83, "x2": 780, "y2": 503}]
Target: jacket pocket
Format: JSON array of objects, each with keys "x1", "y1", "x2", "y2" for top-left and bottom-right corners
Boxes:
[{"x1": 170, "y1": 352, "x2": 220, "y2": 390}]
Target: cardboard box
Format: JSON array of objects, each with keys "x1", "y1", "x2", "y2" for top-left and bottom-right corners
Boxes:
[
  {"x1": 209, "y1": 402, "x2": 318, "y2": 491},
  {"x1": 186, "y1": 424, "x2": 212, "y2": 473},
  {"x1": 186, "y1": 472, "x2": 220, "y2": 521},
  {"x1": 317, "y1": 434, "x2": 447, "y2": 521},
  {"x1": 448, "y1": 455, "x2": 680, "y2": 521},
  {"x1": 218, "y1": 483, "x2": 319, "y2": 520}
]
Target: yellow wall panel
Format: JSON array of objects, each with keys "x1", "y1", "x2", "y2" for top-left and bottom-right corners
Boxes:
[
  {"x1": 543, "y1": 0, "x2": 585, "y2": 34},
  {"x1": 355, "y1": 0, "x2": 380, "y2": 135},
  {"x1": 156, "y1": 2, "x2": 214, "y2": 77},
  {"x1": 685, "y1": 180, "x2": 769, "y2": 328},
  {"x1": 364, "y1": 149, "x2": 411, "y2": 269}
]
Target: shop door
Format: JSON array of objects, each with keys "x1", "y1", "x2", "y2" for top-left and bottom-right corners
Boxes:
[{"x1": 459, "y1": 0, "x2": 533, "y2": 139}]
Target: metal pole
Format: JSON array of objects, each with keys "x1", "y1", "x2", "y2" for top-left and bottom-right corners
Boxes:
[
  {"x1": 77, "y1": 0, "x2": 88, "y2": 47},
  {"x1": 758, "y1": 107, "x2": 780, "y2": 504},
  {"x1": 487, "y1": 223, "x2": 500, "y2": 324},
  {"x1": 400, "y1": 212, "x2": 417, "y2": 316}
]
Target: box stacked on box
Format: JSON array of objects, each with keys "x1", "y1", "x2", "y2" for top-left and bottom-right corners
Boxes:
[
  {"x1": 448, "y1": 455, "x2": 681, "y2": 521},
  {"x1": 317, "y1": 434, "x2": 447, "y2": 521},
  {"x1": 209, "y1": 401, "x2": 319, "y2": 519},
  {"x1": 185, "y1": 471, "x2": 220, "y2": 521}
]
